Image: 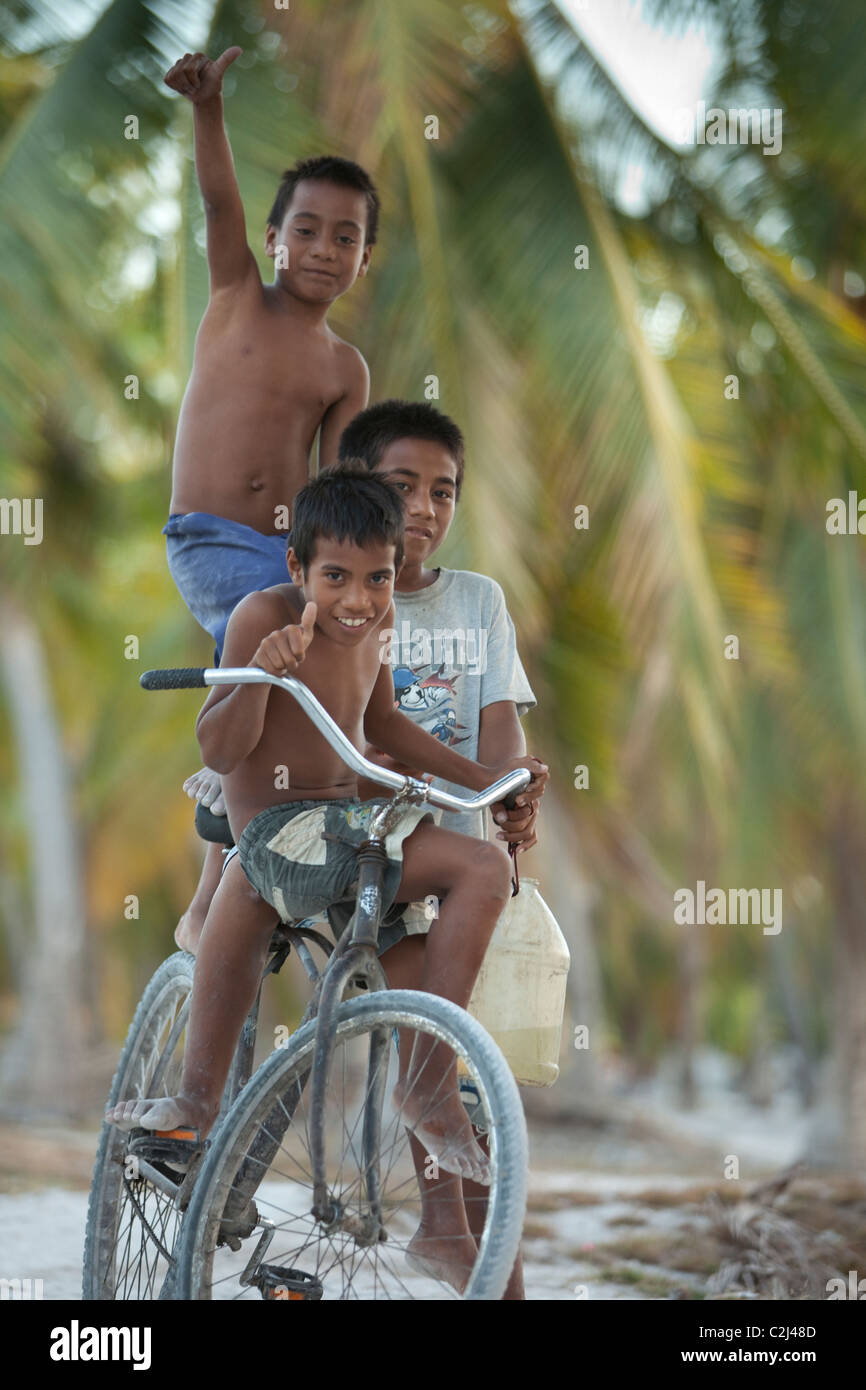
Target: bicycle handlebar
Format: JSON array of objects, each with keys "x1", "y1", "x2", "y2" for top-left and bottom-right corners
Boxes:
[{"x1": 141, "y1": 667, "x2": 531, "y2": 813}]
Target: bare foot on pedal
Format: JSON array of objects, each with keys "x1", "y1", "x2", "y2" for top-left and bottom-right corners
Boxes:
[
  {"x1": 392, "y1": 1078, "x2": 491, "y2": 1185},
  {"x1": 405, "y1": 1225, "x2": 478, "y2": 1293},
  {"x1": 104, "y1": 1095, "x2": 215, "y2": 1137},
  {"x1": 183, "y1": 766, "x2": 226, "y2": 816}
]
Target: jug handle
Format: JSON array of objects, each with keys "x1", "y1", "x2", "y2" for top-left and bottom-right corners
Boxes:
[{"x1": 508, "y1": 841, "x2": 520, "y2": 897}]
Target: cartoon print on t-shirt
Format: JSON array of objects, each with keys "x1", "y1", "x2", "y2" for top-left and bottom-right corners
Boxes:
[{"x1": 393, "y1": 665, "x2": 470, "y2": 746}]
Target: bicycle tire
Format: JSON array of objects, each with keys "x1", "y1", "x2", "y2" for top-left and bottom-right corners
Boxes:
[
  {"x1": 175, "y1": 990, "x2": 527, "y2": 1301},
  {"x1": 82, "y1": 951, "x2": 195, "y2": 1300}
]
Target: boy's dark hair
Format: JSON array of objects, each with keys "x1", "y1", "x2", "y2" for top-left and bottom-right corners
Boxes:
[
  {"x1": 267, "y1": 156, "x2": 380, "y2": 246},
  {"x1": 337, "y1": 399, "x2": 465, "y2": 494},
  {"x1": 290, "y1": 466, "x2": 404, "y2": 573}
]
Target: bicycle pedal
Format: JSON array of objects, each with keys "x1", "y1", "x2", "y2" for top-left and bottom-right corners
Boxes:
[
  {"x1": 128, "y1": 1127, "x2": 203, "y2": 1174},
  {"x1": 254, "y1": 1265, "x2": 323, "y2": 1301}
]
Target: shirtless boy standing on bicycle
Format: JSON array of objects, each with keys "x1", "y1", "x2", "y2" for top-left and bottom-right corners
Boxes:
[
  {"x1": 160, "y1": 46, "x2": 376, "y2": 940},
  {"x1": 108, "y1": 470, "x2": 548, "y2": 1194}
]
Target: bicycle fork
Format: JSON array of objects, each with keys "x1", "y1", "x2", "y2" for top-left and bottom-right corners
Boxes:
[{"x1": 310, "y1": 839, "x2": 390, "y2": 1245}]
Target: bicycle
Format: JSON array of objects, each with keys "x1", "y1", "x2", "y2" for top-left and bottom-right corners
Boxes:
[{"x1": 83, "y1": 664, "x2": 531, "y2": 1301}]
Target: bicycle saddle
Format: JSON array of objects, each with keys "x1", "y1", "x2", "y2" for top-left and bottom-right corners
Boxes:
[{"x1": 195, "y1": 801, "x2": 235, "y2": 847}]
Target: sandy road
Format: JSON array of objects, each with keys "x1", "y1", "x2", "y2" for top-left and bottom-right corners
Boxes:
[{"x1": 0, "y1": 1166, "x2": 705, "y2": 1301}]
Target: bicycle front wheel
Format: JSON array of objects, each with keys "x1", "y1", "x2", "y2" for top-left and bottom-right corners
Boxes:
[{"x1": 175, "y1": 990, "x2": 527, "y2": 1301}]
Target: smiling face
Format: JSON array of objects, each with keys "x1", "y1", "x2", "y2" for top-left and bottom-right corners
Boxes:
[
  {"x1": 372, "y1": 438, "x2": 458, "y2": 566},
  {"x1": 265, "y1": 179, "x2": 372, "y2": 302},
  {"x1": 287, "y1": 535, "x2": 396, "y2": 644}
]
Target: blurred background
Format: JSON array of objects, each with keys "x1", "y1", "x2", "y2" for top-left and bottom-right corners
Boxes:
[{"x1": 1, "y1": 0, "x2": 865, "y2": 1298}]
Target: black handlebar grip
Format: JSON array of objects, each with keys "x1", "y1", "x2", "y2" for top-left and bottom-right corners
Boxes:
[
  {"x1": 140, "y1": 668, "x2": 207, "y2": 691},
  {"x1": 502, "y1": 769, "x2": 533, "y2": 811}
]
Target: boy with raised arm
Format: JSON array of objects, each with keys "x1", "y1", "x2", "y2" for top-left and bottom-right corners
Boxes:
[
  {"x1": 108, "y1": 471, "x2": 548, "y2": 1200},
  {"x1": 160, "y1": 47, "x2": 377, "y2": 940}
]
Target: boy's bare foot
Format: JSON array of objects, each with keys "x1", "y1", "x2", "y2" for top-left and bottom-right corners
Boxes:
[
  {"x1": 174, "y1": 910, "x2": 203, "y2": 955},
  {"x1": 392, "y1": 1078, "x2": 491, "y2": 1185},
  {"x1": 404, "y1": 1225, "x2": 478, "y2": 1294},
  {"x1": 104, "y1": 1095, "x2": 216, "y2": 1137},
  {"x1": 405, "y1": 1227, "x2": 477, "y2": 1293},
  {"x1": 183, "y1": 766, "x2": 226, "y2": 816}
]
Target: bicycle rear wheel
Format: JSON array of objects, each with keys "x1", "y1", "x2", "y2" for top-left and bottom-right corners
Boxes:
[
  {"x1": 175, "y1": 990, "x2": 527, "y2": 1301},
  {"x1": 83, "y1": 952, "x2": 194, "y2": 1299}
]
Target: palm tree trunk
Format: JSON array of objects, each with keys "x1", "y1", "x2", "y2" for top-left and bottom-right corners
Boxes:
[{"x1": 0, "y1": 596, "x2": 88, "y2": 1113}]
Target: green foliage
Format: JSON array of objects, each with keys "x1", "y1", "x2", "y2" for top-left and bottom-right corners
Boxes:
[{"x1": 0, "y1": 0, "x2": 864, "y2": 1066}]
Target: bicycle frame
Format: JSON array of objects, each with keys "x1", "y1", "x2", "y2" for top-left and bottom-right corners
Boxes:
[{"x1": 141, "y1": 665, "x2": 532, "y2": 1250}]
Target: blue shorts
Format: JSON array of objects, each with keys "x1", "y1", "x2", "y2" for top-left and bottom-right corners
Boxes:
[{"x1": 163, "y1": 511, "x2": 291, "y2": 664}]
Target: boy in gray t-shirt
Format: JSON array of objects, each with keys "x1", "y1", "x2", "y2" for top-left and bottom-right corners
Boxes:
[
  {"x1": 339, "y1": 399, "x2": 538, "y2": 1300},
  {"x1": 380, "y1": 568, "x2": 535, "y2": 840},
  {"x1": 340, "y1": 400, "x2": 538, "y2": 855}
]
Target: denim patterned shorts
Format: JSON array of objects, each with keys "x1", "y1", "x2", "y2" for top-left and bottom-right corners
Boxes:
[
  {"x1": 237, "y1": 798, "x2": 435, "y2": 954},
  {"x1": 163, "y1": 511, "x2": 291, "y2": 664}
]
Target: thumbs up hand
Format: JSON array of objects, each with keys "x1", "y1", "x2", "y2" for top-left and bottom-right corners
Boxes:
[
  {"x1": 163, "y1": 48, "x2": 243, "y2": 104},
  {"x1": 251, "y1": 603, "x2": 318, "y2": 677}
]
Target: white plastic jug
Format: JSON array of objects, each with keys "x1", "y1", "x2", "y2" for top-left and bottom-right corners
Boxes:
[{"x1": 464, "y1": 877, "x2": 570, "y2": 1086}]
